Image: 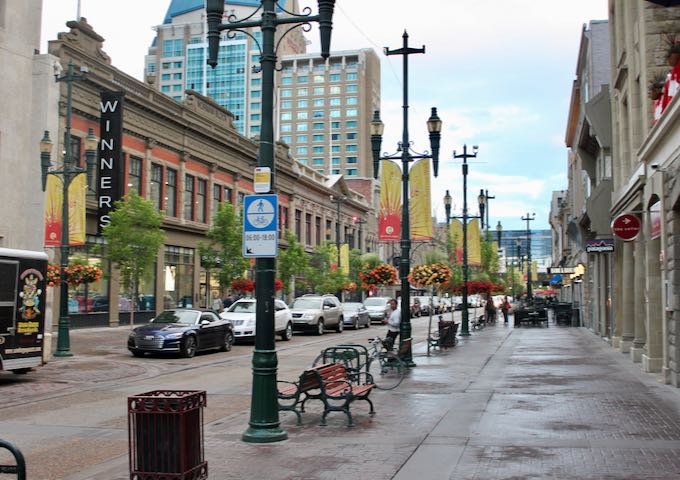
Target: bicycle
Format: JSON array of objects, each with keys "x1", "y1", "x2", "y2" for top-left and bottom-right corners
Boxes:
[{"x1": 312, "y1": 335, "x2": 407, "y2": 390}]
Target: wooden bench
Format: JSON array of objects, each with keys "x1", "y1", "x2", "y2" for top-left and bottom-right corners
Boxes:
[{"x1": 278, "y1": 363, "x2": 375, "y2": 427}]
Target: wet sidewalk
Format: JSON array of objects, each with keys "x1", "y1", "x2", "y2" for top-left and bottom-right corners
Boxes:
[{"x1": 69, "y1": 321, "x2": 680, "y2": 480}]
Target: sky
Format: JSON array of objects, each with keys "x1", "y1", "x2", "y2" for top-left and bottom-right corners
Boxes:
[{"x1": 41, "y1": 0, "x2": 609, "y2": 231}]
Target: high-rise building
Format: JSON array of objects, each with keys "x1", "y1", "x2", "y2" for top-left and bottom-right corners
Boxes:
[
  {"x1": 144, "y1": 0, "x2": 306, "y2": 136},
  {"x1": 277, "y1": 49, "x2": 381, "y2": 178}
]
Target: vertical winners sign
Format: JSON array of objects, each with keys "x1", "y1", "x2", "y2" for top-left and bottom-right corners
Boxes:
[{"x1": 97, "y1": 92, "x2": 125, "y2": 234}]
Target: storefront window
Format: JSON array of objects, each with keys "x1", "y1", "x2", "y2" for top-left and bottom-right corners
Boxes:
[
  {"x1": 118, "y1": 263, "x2": 157, "y2": 312},
  {"x1": 164, "y1": 246, "x2": 195, "y2": 308},
  {"x1": 68, "y1": 236, "x2": 108, "y2": 313}
]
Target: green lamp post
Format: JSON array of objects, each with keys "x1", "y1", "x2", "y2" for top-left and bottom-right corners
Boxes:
[
  {"x1": 370, "y1": 32, "x2": 442, "y2": 367},
  {"x1": 206, "y1": 0, "x2": 335, "y2": 444}
]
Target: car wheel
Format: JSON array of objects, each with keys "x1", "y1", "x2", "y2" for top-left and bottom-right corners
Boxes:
[
  {"x1": 130, "y1": 349, "x2": 145, "y2": 358},
  {"x1": 181, "y1": 335, "x2": 197, "y2": 358},
  {"x1": 335, "y1": 317, "x2": 344, "y2": 333},
  {"x1": 220, "y1": 330, "x2": 234, "y2": 352},
  {"x1": 365, "y1": 318, "x2": 370, "y2": 328},
  {"x1": 353, "y1": 318, "x2": 359, "y2": 330},
  {"x1": 316, "y1": 319, "x2": 324, "y2": 335},
  {"x1": 281, "y1": 322, "x2": 293, "y2": 341}
]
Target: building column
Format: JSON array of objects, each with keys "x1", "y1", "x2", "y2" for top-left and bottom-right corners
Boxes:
[
  {"x1": 620, "y1": 240, "x2": 635, "y2": 353},
  {"x1": 612, "y1": 240, "x2": 624, "y2": 348},
  {"x1": 631, "y1": 237, "x2": 647, "y2": 363},
  {"x1": 643, "y1": 233, "x2": 663, "y2": 372}
]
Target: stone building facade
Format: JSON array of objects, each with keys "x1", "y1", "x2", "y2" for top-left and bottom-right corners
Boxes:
[{"x1": 46, "y1": 18, "x2": 375, "y2": 328}]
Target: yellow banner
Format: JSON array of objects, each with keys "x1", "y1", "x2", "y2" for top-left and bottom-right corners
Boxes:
[
  {"x1": 44, "y1": 173, "x2": 86, "y2": 247},
  {"x1": 379, "y1": 160, "x2": 402, "y2": 241},
  {"x1": 450, "y1": 219, "x2": 463, "y2": 264},
  {"x1": 340, "y1": 244, "x2": 350, "y2": 275},
  {"x1": 409, "y1": 159, "x2": 432, "y2": 240},
  {"x1": 467, "y1": 218, "x2": 481, "y2": 266}
]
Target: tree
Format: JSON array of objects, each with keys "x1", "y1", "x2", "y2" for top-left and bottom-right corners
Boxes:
[
  {"x1": 103, "y1": 190, "x2": 165, "y2": 326},
  {"x1": 306, "y1": 241, "x2": 348, "y2": 294},
  {"x1": 278, "y1": 229, "x2": 308, "y2": 300},
  {"x1": 201, "y1": 202, "x2": 249, "y2": 293}
]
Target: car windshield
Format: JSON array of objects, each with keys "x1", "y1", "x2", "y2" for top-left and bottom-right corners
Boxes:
[
  {"x1": 152, "y1": 310, "x2": 198, "y2": 325},
  {"x1": 228, "y1": 301, "x2": 256, "y2": 313},
  {"x1": 363, "y1": 298, "x2": 388, "y2": 306},
  {"x1": 291, "y1": 298, "x2": 322, "y2": 310},
  {"x1": 342, "y1": 303, "x2": 362, "y2": 312}
]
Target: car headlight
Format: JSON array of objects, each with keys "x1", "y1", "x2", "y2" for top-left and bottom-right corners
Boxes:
[
  {"x1": 245, "y1": 318, "x2": 255, "y2": 327},
  {"x1": 302, "y1": 313, "x2": 316, "y2": 319},
  {"x1": 164, "y1": 332, "x2": 183, "y2": 339},
  {"x1": 129, "y1": 331, "x2": 136, "y2": 337}
]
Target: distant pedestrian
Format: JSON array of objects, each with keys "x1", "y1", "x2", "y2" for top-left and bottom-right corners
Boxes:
[
  {"x1": 223, "y1": 294, "x2": 235, "y2": 310},
  {"x1": 484, "y1": 295, "x2": 496, "y2": 324},
  {"x1": 501, "y1": 296, "x2": 511, "y2": 324},
  {"x1": 212, "y1": 295, "x2": 223, "y2": 313}
]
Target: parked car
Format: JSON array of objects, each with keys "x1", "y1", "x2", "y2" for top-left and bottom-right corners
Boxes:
[
  {"x1": 451, "y1": 296, "x2": 463, "y2": 310},
  {"x1": 410, "y1": 297, "x2": 421, "y2": 317},
  {"x1": 219, "y1": 298, "x2": 293, "y2": 342},
  {"x1": 362, "y1": 296, "x2": 392, "y2": 323},
  {"x1": 341, "y1": 302, "x2": 371, "y2": 329},
  {"x1": 127, "y1": 308, "x2": 234, "y2": 358},
  {"x1": 289, "y1": 294, "x2": 343, "y2": 335}
]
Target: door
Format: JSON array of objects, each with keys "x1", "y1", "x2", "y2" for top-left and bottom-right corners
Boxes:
[{"x1": 199, "y1": 313, "x2": 221, "y2": 348}]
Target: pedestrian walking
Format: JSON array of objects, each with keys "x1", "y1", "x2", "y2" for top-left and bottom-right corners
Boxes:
[
  {"x1": 484, "y1": 295, "x2": 496, "y2": 324},
  {"x1": 211, "y1": 294, "x2": 223, "y2": 313},
  {"x1": 501, "y1": 295, "x2": 511, "y2": 323},
  {"x1": 223, "y1": 294, "x2": 235, "y2": 310}
]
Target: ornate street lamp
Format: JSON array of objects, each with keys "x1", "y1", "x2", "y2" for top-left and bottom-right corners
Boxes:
[
  {"x1": 496, "y1": 221, "x2": 503, "y2": 246},
  {"x1": 448, "y1": 145, "x2": 480, "y2": 337},
  {"x1": 477, "y1": 190, "x2": 486, "y2": 230},
  {"x1": 370, "y1": 32, "x2": 442, "y2": 367},
  {"x1": 352, "y1": 215, "x2": 367, "y2": 253},
  {"x1": 330, "y1": 195, "x2": 345, "y2": 269},
  {"x1": 206, "y1": 0, "x2": 335, "y2": 444},
  {"x1": 39, "y1": 61, "x2": 92, "y2": 358},
  {"x1": 522, "y1": 212, "x2": 536, "y2": 300}
]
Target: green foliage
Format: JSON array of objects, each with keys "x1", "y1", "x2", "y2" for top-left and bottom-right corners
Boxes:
[
  {"x1": 203, "y1": 202, "x2": 250, "y2": 289},
  {"x1": 360, "y1": 253, "x2": 381, "y2": 270},
  {"x1": 424, "y1": 249, "x2": 446, "y2": 265},
  {"x1": 306, "y1": 241, "x2": 347, "y2": 293},
  {"x1": 102, "y1": 190, "x2": 165, "y2": 296},
  {"x1": 348, "y1": 248, "x2": 363, "y2": 285},
  {"x1": 278, "y1": 230, "x2": 309, "y2": 296}
]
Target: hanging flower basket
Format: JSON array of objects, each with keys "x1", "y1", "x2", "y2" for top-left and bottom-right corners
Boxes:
[
  {"x1": 342, "y1": 281, "x2": 357, "y2": 292},
  {"x1": 231, "y1": 278, "x2": 255, "y2": 293},
  {"x1": 274, "y1": 278, "x2": 284, "y2": 292},
  {"x1": 47, "y1": 263, "x2": 102, "y2": 287},
  {"x1": 409, "y1": 262, "x2": 452, "y2": 287},
  {"x1": 47, "y1": 264, "x2": 61, "y2": 287},
  {"x1": 359, "y1": 263, "x2": 398, "y2": 289}
]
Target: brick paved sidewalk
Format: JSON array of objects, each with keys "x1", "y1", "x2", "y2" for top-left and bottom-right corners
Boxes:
[{"x1": 68, "y1": 321, "x2": 680, "y2": 480}]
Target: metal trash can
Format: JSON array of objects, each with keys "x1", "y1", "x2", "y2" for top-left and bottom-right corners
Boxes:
[
  {"x1": 438, "y1": 320, "x2": 458, "y2": 347},
  {"x1": 128, "y1": 390, "x2": 207, "y2": 480}
]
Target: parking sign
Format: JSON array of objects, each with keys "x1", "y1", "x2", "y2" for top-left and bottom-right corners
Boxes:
[{"x1": 243, "y1": 194, "x2": 278, "y2": 257}]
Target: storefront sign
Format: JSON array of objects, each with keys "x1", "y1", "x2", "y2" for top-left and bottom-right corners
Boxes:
[
  {"x1": 586, "y1": 238, "x2": 615, "y2": 253},
  {"x1": 611, "y1": 213, "x2": 641, "y2": 241},
  {"x1": 547, "y1": 267, "x2": 575, "y2": 274},
  {"x1": 97, "y1": 91, "x2": 125, "y2": 234}
]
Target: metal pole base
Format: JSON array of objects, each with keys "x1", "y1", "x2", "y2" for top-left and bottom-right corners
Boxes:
[
  {"x1": 54, "y1": 315, "x2": 73, "y2": 357},
  {"x1": 242, "y1": 348, "x2": 287, "y2": 443}
]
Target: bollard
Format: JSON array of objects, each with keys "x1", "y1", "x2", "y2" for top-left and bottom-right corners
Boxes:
[{"x1": 128, "y1": 390, "x2": 207, "y2": 480}]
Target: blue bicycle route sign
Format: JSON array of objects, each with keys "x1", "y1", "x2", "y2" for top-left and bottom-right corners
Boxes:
[{"x1": 242, "y1": 194, "x2": 278, "y2": 257}]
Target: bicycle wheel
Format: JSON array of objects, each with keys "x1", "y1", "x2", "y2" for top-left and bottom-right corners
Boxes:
[{"x1": 367, "y1": 351, "x2": 405, "y2": 390}]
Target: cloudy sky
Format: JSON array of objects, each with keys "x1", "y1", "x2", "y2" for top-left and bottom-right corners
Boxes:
[{"x1": 41, "y1": 0, "x2": 609, "y2": 231}]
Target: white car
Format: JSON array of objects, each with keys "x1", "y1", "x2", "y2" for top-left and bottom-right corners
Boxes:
[{"x1": 220, "y1": 298, "x2": 293, "y2": 342}]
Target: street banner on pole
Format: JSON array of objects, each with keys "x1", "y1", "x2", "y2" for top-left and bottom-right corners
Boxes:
[
  {"x1": 450, "y1": 219, "x2": 463, "y2": 263},
  {"x1": 44, "y1": 173, "x2": 86, "y2": 246},
  {"x1": 467, "y1": 218, "x2": 482, "y2": 266},
  {"x1": 340, "y1": 244, "x2": 349, "y2": 275},
  {"x1": 409, "y1": 159, "x2": 432, "y2": 240},
  {"x1": 379, "y1": 160, "x2": 401, "y2": 241}
]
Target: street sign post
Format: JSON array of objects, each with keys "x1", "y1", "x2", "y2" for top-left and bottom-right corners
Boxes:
[
  {"x1": 611, "y1": 213, "x2": 641, "y2": 241},
  {"x1": 243, "y1": 194, "x2": 278, "y2": 257}
]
